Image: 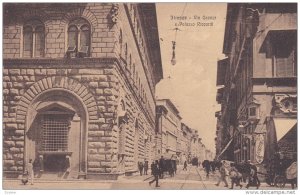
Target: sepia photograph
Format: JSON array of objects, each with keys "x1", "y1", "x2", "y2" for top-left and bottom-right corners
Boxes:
[{"x1": 1, "y1": 1, "x2": 298, "y2": 192}]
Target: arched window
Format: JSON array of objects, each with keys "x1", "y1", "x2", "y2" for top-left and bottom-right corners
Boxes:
[
  {"x1": 68, "y1": 25, "x2": 78, "y2": 48},
  {"x1": 120, "y1": 100, "x2": 125, "y2": 111},
  {"x1": 119, "y1": 29, "x2": 122, "y2": 56},
  {"x1": 35, "y1": 26, "x2": 45, "y2": 57},
  {"x1": 134, "y1": 119, "x2": 139, "y2": 164},
  {"x1": 118, "y1": 100, "x2": 126, "y2": 156},
  {"x1": 23, "y1": 19, "x2": 45, "y2": 58},
  {"x1": 136, "y1": 73, "x2": 139, "y2": 88},
  {"x1": 80, "y1": 25, "x2": 90, "y2": 50},
  {"x1": 23, "y1": 26, "x2": 33, "y2": 58},
  {"x1": 67, "y1": 18, "x2": 90, "y2": 57},
  {"x1": 133, "y1": 63, "x2": 136, "y2": 79},
  {"x1": 124, "y1": 43, "x2": 128, "y2": 62}
]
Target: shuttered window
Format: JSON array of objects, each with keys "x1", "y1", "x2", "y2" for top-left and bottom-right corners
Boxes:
[
  {"x1": 68, "y1": 25, "x2": 78, "y2": 48},
  {"x1": 68, "y1": 18, "x2": 90, "y2": 56},
  {"x1": 23, "y1": 20, "x2": 45, "y2": 58},
  {"x1": 273, "y1": 31, "x2": 296, "y2": 77},
  {"x1": 23, "y1": 26, "x2": 33, "y2": 58},
  {"x1": 80, "y1": 25, "x2": 90, "y2": 50},
  {"x1": 35, "y1": 26, "x2": 45, "y2": 57}
]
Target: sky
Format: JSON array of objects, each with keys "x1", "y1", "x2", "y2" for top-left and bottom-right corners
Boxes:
[{"x1": 155, "y1": 3, "x2": 227, "y2": 152}]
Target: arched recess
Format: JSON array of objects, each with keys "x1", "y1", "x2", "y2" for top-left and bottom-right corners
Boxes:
[
  {"x1": 63, "y1": 8, "x2": 98, "y2": 28},
  {"x1": 115, "y1": 98, "x2": 128, "y2": 173},
  {"x1": 16, "y1": 76, "x2": 97, "y2": 179},
  {"x1": 133, "y1": 118, "x2": 140, "y2": 169},
  {"x1": 21, "y1": 10, "x2": 49, "y2": 24}
]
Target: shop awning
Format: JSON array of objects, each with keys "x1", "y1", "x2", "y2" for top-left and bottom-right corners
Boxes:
[
  {"x1": 274, "y1": 118, "x2": 297, "y2": 141},
  {"x1": 260, "y1": 30, "x2": 296, "y2": 53},
  {"x1": 216, "y1": 138, "x2": 233, "y2": 159}
]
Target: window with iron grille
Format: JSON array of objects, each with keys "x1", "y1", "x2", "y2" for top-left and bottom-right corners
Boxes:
[{"x1": 41, "y1": 115, "x2": 69, "y2": 152}]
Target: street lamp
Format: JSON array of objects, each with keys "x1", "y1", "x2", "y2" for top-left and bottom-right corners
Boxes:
[{"x1": 171, "y1": 41, "x2": 176, "y2": 65}]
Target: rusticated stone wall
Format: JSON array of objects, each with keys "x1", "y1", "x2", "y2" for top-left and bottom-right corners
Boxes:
[
  {"x1": 3, "y1": 3, "x2": 160, "y2": 179},
  {"x1": 3, "y1": 61, "x2": 119, "y2": 177},
  {"x1": 3, "y1": 61, "x2": 156, "y2": 178}
]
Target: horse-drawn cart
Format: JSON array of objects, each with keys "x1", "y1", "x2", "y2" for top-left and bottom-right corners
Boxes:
[{"x1": 263, "y1": 161, "x2": 297, "y2": 189}]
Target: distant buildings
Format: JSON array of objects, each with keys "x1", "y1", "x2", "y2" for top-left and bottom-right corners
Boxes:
[
  {"x1": 156, "y1": 99, "x2": 182, "y2": 157},
  {"x1": 215, "y1": 3, "x2": 297, "y2": 169},
  {"x1": 181, "y1": 123, "x2": 193, "y2": 163},
  {"x1": 155, "y1": 99, "x2": 212, "y2": 164}
]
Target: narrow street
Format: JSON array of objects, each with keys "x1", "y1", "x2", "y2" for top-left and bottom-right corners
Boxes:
[{"x1": 3, "y1": 165, "x2": 291, "y2": 190}]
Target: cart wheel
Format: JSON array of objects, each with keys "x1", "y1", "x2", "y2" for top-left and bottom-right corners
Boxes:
[
  {"x1": 274, "y1": 176, "x2": 286, "y2": 188},
  {"x1": 265, "y1": 177, "x2": 272, "y2": 186}
]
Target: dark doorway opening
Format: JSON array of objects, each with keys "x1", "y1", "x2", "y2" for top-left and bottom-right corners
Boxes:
[{"x1": 43, "y1": 154, "x2": 67, "y2": 172}]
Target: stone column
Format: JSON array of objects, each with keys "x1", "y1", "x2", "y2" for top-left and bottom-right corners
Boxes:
[{"x1": 68, "y1": 114, "x2": 83, "y2": 178}]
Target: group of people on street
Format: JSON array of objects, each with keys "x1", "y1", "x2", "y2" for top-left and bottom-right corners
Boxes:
[
  {"x1": 201, "y1": 160, "x2": 220, "y2": 178},
  {"x1": 215, "y1": 160, "x2": 260, "y2": 189},
  {"x1": 138, "y1": 160, "x2": 149, "y2": 176},
  {"x1": 142, "y1": 156, "x2": 178, "y2": 188}
]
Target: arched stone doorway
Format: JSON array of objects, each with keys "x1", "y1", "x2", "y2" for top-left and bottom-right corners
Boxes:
[
  {"x1": 24, "y1": 88, "x2": 89, "y2": 179},
  {"x1": 15, "y1": 76, "x2": 98, "y2": 179}
]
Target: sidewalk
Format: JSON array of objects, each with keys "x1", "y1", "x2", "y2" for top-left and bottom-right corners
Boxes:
[{"x1": 3, "y1": 166, "x2": 296, "y2": 190}]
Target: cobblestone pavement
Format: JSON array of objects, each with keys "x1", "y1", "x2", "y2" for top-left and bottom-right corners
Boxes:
[{"x1": 3, "y1": 165, "x2": 297, "y2": 190}]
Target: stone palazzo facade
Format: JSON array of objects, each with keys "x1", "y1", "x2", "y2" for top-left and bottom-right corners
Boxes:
[
  {"x1": 3, "y1": 3, "x2": 163, "y2": 180},
  {"x1": 216, "y1": 3, "x2": 297, "y2": 168}
]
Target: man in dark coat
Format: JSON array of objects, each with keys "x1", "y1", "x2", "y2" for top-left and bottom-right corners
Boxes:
[
  {"x1": 211, "y1": 161, "x2": 216, "y2": 173},
  {"x1": 144, "y1": 160, "x2": 149, "y2": 175},
  {"x1": 246, "y1": 163, "x2": 260, "y2": 189},
  {"x1": 183, "y1": 161, "x2": 188, "y2": 171},
  {"x1": 202, "y1": 160, "x2": 210, "y2": 178},
  {"x1": 159, "y1": 156, "x2": 165, "y2": 179},
  {"x1": 149, "y1": 160, "x2": 160, "y2": 187},
  {"x1": 243, "y1": 161, "x2": 251, "y2": 183},
  {"x1": 138, "y1": 161, "x2": 143, "y2": 176}
]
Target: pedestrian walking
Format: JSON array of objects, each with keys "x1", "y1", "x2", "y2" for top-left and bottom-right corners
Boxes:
[
  {"x1": 202, "y1": 160, "x2": 210, "y2": 178},
  {"x1": 149, "y1": 160, "x2": 160, "y2": 187},
  {"x1": 138, "y1": 161, "x2": 144, "y2": 176},
  {"x1": 144, "y1": 160, "x2": 149, "y2": 175},
  {"x1": 174, "y1": 160, "x2": 177, "y2": 174},
  {"x1": 229, "y1": 163, "x2": 242, "y2": 189},
  {"x1": 183, "y1": 161, "x2": 188, "y2": 171},
  {"x1": 211, "y1": 161, "x2": 216, "y2": 173},
  {"x1": 150, "y1": 161, "x2": 155, "y2": 175},
  {"x1": 215, "y1": 161, "x2": 228, "y2": 187},
  {"x1": 246, "y1": 163, "x2": 260, "y2": 189},
  {"x1": 169, "y1": 160, "x2": 175, "y2": 177},
  {"x1": 159, "y1": 156, "x2": 165, "y2": 179},
  {"x1": 27, "y1": 159, "x2": 34, "y2": 185},
  {"x1": 241, "y1": 160, "x2": 251, "y2": 183},
  {"x1": 62, "y1": 155, "x2": 71, "y2": 179}
]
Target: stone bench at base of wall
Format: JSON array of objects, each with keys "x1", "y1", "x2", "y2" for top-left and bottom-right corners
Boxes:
[
  {"x1": 125, "y1": 170, "x2": 138, "y2": 176},
  {"x1": 3, "y1": 171, "x2": 23, "y2": 179},
  {"x1": 86, "y1": 173, "x2": 122, "y2": 180}
]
